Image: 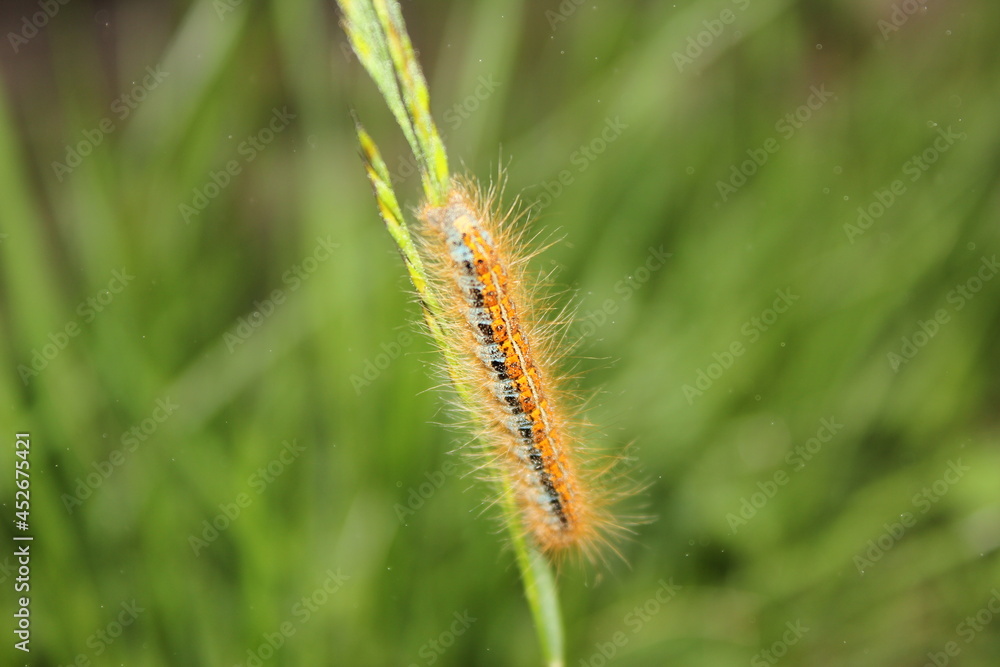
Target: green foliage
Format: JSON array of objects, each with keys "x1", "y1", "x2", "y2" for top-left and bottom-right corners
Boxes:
[{"x1": 1, "y1": 1, "x2": 999, "y2": 666}]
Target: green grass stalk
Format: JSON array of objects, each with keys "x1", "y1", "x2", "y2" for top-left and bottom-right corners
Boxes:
[{"x1": 337, "y1": 1, "x2": 565, "y2": 664}]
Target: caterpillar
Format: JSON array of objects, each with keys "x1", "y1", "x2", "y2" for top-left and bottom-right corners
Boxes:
[
  {"x1": 419, "y1": 183, "x2": 621, "y2": 560},
  {"x1": 336, "y1": 0, "x2": 633, "y2": 561}
]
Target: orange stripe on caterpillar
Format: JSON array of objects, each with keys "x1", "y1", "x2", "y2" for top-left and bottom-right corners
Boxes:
[{"x1": 419, "y1": 184, "x2": 608, "y2": 556}]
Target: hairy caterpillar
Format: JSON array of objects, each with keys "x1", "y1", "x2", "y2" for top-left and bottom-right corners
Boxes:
[
  {"x1": 419, "y1": 183, "x2": 624, "y2": 560},
  {"x1": 335, "y1": 0, "x2": 634, "y2": 562}
]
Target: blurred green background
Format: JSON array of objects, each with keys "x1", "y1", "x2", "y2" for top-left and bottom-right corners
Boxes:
[{"x1": 2, "y1": 0, "x2": 999, "y2": 665}]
